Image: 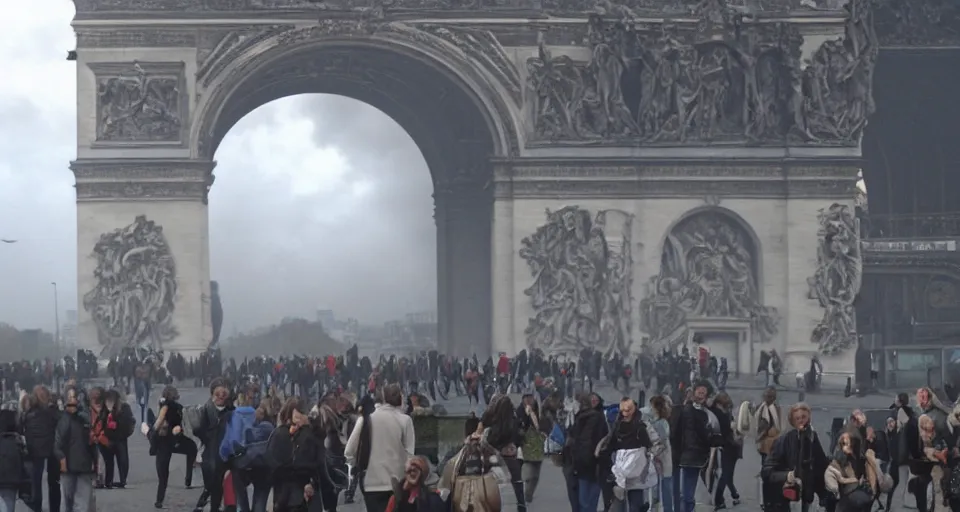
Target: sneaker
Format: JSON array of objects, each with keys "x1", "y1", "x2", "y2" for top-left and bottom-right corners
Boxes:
[
  {"x1": 154, "y1": 502, "x2": 162, "y2": 509},
  {"x1": 715, "y1": 504, "x2": 727, "y2": 511}
]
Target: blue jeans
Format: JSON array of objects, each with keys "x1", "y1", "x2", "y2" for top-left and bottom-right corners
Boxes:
[
  {"x1": 660, "y1": 475, "x2": 675, "y2": 512},
  {"x1": 577, "y1": 478, "x2": 602, "y2": 512},
  {"x1": 0, "y1": 488, "x2": 15, "y2": 512},
  {"x1": 135, "y1": 379, "x2": 150, "y2": 423},
  {"x1": 679, "y1": 466, "x2": 701, "y2": 512}
]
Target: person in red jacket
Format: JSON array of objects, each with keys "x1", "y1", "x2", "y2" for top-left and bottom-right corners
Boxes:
[{"x1": 497, "y1": 353, "x2": 510, "y2": 375}]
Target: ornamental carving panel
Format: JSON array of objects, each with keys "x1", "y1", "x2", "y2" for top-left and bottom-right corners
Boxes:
[
  {"x1": 807, "y1": 203, "x2": 862, "y2": 355},
  {"x1": 527, "y1": 0, "x2": 877, "y2": 147},
  {"x1": 83, "y1": 216, "x2": 178, "y2": 357},
  {"x1": 520, "y1": 207, "x2": 634, "y2": 357},
  {"x1": 91, "y1": 62, "x2": 187, "y2": 144},
  {"x1": 640, "y1": 209, "x2": 779, "y2": 351}
]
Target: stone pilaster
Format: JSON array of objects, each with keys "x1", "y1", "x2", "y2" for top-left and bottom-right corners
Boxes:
[
  {"x1": 433, "y1": 192, "x2": 451, "y2": 356},
  {"x1": 71, "y1": 158, "x2": 214, "y2": 359},
  {"x1": 491, "y1": 164, "x2": 515, "y2": 356},
  {"x1": 436, "y1": 168, "x2": 494, "y2": 357}
]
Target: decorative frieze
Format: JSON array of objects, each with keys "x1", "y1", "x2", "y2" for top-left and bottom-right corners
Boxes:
[
  {"x1": 70, "y1": 159, "x2": 216, "y2": 180},
  {"x1": 76, "y1": 182, "x2": 210, "y2": 201},
  {"x1": 77, "y1": 29, "x2": 198, "y2": 48},
  {"x1": 503, "y1": 164, "x2": 861, "y2": 179},
  {"x1": 89, "y1": 61, "x2": 188, "y2": 145},
  {"x1": 73, "y1": 0, "x2": 534, "y2": 13},
  {"x1": 495, "y1": 177, "x2": 857, "y2": 198},
  {"x1": 71, "y1": 159, "x2": 215, "y2": 202}
]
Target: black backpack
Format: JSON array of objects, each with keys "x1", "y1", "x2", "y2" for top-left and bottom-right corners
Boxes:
[{"x1": 0, "y1": 433, "x2": 24, "y2": 489}]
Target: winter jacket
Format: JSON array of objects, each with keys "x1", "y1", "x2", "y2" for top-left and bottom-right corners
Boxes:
[
  {"x1": 345, "y1": 404, "x2": 416, "y2": 493},
  {"x1": 53, "y1": 411, "x2": 97, "y2": 474},
  {"x1": 22, "y1": 404, "x2": 59, "y2": 459},
  {"x1": 760, "y1": 427, "x2": 828, "y2": 509},
  {"x1": 671, "y1": 403, "x2": 711, "y2": 468},
  {"x1": 196, "y1": 401, "x2": 234, "y2": 468},
  {"x1": 570, "y1": 406, "x2": 608, "y2": 481}
]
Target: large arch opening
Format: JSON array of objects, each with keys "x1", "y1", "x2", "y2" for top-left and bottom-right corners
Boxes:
[
  {"x1": 210, "y1": 95, "x2": 438, "y2": 356},
  {"x1": 201, "y1": 42, "x2": 502, "y2": 357}
]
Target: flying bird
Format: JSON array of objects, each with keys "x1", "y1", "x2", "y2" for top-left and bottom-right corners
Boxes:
[{"x1": 0, "y1": 239, "x2": 17, "y2": 244}]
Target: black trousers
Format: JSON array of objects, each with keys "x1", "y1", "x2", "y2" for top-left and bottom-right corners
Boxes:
[
  {"x1": 155, "y1": 437, "x2": 198, "y2": 504},
  {"x1": 113, "y1": 439, "x2": 130, "y2": 486},
  {"x1": 362, "y1": 491, "x2": 392, "y2": 512}
]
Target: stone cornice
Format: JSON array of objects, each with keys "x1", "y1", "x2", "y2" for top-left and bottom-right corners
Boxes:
[
  {"x1": 491, "y1": 161, "x2": 858, "y2": 198},
  {"x1": 75, "y1": 181, "x2": 210, "y2": 201},
  {"x1": 492, "y1": 160, "x2": 861, "y2": 179},
  {"x1": 71, "y1": 4, "x2": 959, "y2": 48},
  {"x1": 494, "y1": 178, "x2": 857, "y2": 199},
  {"x1": 71, "y1": 159, "x2": 216, "y2": 202}
]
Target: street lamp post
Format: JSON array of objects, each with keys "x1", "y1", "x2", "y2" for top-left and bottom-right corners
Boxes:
[{"x1": 51, "y1": 282, "x2": 60, "y2": 350}]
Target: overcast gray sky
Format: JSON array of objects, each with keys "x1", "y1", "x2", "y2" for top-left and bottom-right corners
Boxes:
[{"x1": 0, "y1": 3, "x2": 437, "y2": 333}]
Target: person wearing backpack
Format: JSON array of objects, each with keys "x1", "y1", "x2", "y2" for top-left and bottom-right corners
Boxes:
[
  {"x1": 227, "y1": 394, "x2": 278, "y2": 512},
  {"x1": 150, "y1": 385, "x2": 199, "y2": 509},
  {"x1": 0, "y1": 409, "x2": 27, "y2": 512}
]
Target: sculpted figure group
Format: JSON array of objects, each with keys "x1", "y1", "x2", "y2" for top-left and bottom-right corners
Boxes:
[
  {"x1": 808, "y1": 203, "x2": 863, "y2": 355},
  {"x1": 83, "y1": 216, "x2": 179, "y2": 357},
  {"x1": 519, "y1": 207, "x2": 634, "y2": 357},
  {"x1": 528, "y1": 0, "x2": 878, "y2": 146}
]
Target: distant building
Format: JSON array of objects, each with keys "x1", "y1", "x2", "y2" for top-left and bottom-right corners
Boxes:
[
  {"x1": 316, "y1": 309, "x2": 361, "y2": 348},
  {"x1": 381, "y1": 311, "x2": 437, "y2": 356},
  {"x1": 62, "y1": 309, "x2": 78, "y2": 348},
  {"x1": 316, "y1": 309, "x2": 335, "y2": 332}
]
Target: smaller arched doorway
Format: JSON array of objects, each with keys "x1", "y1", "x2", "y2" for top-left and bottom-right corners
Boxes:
[{"x1": 640, "y1": 208, "x2": 779, "y2": 373}]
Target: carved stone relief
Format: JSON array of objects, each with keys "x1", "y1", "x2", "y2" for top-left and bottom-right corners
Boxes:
[
  {"x1": 873, "y1": 0, "x2": 960, "y2": 46},
  {"x1": 527, "y1": 0, "x2": 877, "y2": 146},
  {"x1": 519, "y1": 207, "x2": 634, "y2": 357},
  {"x1": 807, "y1": 203, "x2": 862, "y2": 355},
  {"x1": 640, "y1": 210, "x2": 779, "y2": 352},
  {"x1": 197, "y1": 25, "x2": 295, "y2": 88},
  {"x1": 417, "y1": 25, "x2": 522, "y2": 104},
  {"x1": 83, "y1": 216, "x2": 179, "y2": 357},
  {"x1": 91, "y1": 62, "x2": 186, "y2": 144}
]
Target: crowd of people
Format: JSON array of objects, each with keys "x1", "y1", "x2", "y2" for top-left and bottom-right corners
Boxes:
[{"x1": 0, "y1": 345, "x2": 955, "y2": 512}]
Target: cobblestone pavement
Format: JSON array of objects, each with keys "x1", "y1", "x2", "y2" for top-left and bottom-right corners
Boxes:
[{"x1": 64, "y1": 383, "x2": 902, "y2": 512}]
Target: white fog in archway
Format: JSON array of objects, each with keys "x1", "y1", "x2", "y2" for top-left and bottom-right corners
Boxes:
[{"x1": 210, "y1": 95, "x2": 436, "y2": 332}]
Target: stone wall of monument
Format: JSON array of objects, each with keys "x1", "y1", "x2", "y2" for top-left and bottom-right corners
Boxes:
[
  {"x1": 74, "y1": 199, "x2": 210, "y2": 358},
  {"x1": 501, "y1": 191, "x2": 860, "y2": 375}
]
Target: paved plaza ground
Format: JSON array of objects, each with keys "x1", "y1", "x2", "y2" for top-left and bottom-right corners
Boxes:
[{"x1": 69, "y1": 382, "x2": 902, "y2": 512}]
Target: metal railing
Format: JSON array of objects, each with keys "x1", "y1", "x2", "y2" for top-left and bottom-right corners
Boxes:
[{"x1": 862, "y1": 212, "x2": 960, "y2": 239}]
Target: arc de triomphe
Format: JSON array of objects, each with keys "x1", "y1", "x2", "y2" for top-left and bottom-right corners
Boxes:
[{"x1": 72, "y1": 0, "x2": 877, "y2": 374}]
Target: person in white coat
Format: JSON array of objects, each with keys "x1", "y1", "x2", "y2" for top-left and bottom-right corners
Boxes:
[{"x1": 344, "y1": 384, "x2": 415, "y2": 512}]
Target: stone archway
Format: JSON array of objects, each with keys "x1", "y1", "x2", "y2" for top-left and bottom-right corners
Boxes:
[
  {"x1": 70, "y1": 16, "x2": 522, "y2": 359},
  {"x1": 640, "y1": 208, "x2": 780, "y2": 366}
]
